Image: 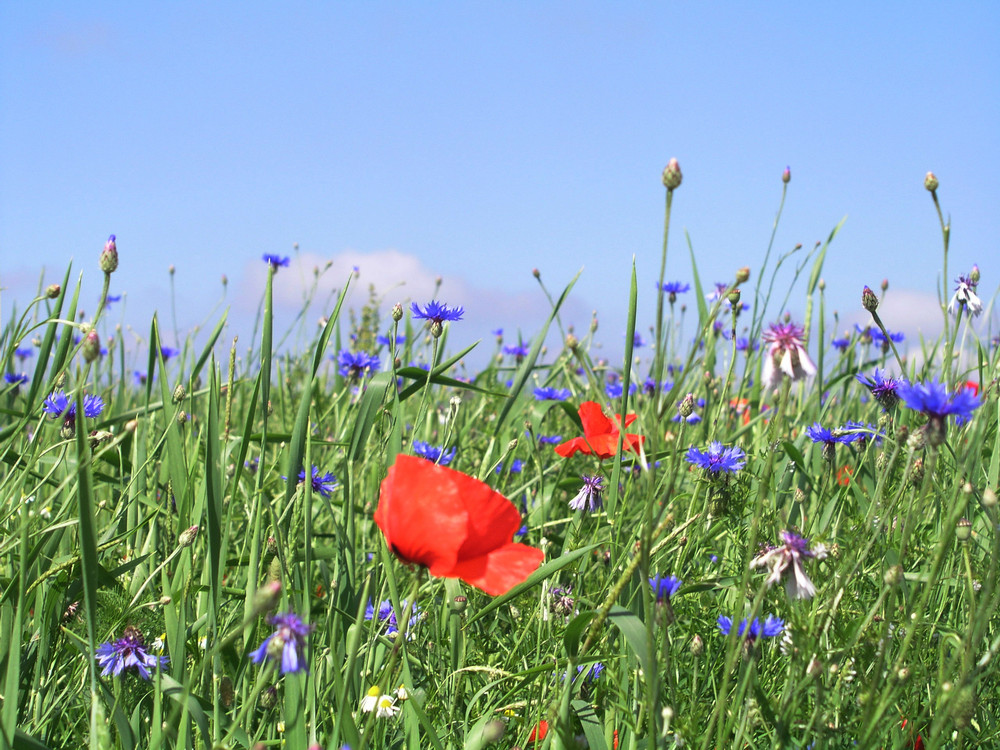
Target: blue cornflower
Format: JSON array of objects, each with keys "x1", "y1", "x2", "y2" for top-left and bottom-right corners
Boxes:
[
  {"x1": 856, "y1": 324, "x2": 904, "y2": 348},
  {"x1": 576, "y1": 662, "x2": 605, "y2": 682},
  {"x1": 133, "y1": 371, "x2": 151, "y2": 387},
  {"x1": 856, "y1": 368, "x2": 904, "y2": 409},
  {"x1": 649, "y1": 574, "x2": 682, "y2": 603},
  {"x1": 42, "y1": 391, "x2": 104, "y2": 420},
  {"x1": 376, "y1": 334, "x2": 406, "y2": 347},
  {"x1": 838, "y1": 420, "x2": 884, "y2": 445},
  {"x1": 104, "y1": 294, "x2": 122, "y2": 308},
  {"x1": 806, "y1": 422, "x2": 851, "y2": 447},
  {"x1": 735, "y1": 337, "x2": 759, "y2": 353},
  {"x1": 534, "y1": 387, "x2": 570, "y2": 401},
  {"x1": 15, "y1": 347, "x2": 33, "y2": 360},
  {"x1": 605, "y1": 381, "x2": 636, "y2": 399},
  {"x1": 491, "y1": 328, "x2": 503, "y2": 337},
  {"x1": 568, "y1": 475, "x2": 605, "y2": 512},
  {"x1": 717, "y1": 614, "x2": 784, "y2": 642},
  {"x1": 495, "y1": 459, "x2": 524, "y2": 475},
  {"x1": 290, "y1": 466, "x2": 338, "y2": 497},
  {"x1": 643, "y1": 378, "x2": 671, "y2": 395},
  {"x1": 629, "y1": 332, "x2": 647, "y2": 348},
  {"x1": 4, "y1": 373, "x2": 28, "y2": 387},
  {"x1": 831, "y1": 336, "x2": 851, "y2": 351},
  {"x1": 536, "y1": 434, "x2": 563, "y2": 445},
  {"x1": 262, "y1": 253, "x2": 290, "y2": 271},
  {"x1": 337, "y1": 349, "x2": 380, "y2": 380},
  {"x1": 159, "y1": 347, "x2": 178, "y2": 361},
  {"x1": 364, "y1": 599, "x2": 420, "y2": 637},
  {"x1": 95, "y1": 627, "x2": 168, "y2": 680},
  {"x1": 503, "y1": 343, "x2": 530, "y2": 359},
  {"x1": 660, "y1": 281, "x2": 691, "y2": 298},
  {"x1": 250, "y1": 612, "x2": 312, "y2": 674},
  {"x1": 685, "y1": 442, "x2": 745, "y2": 474},
  {"x1": 412, "y1": 440, "x2": 456, "y2": 466},
  {"x1": 410, "y1": 300, "x2": 464, "y2": 325},
  {"x1": 898, "y1": 379, "x2": 981, "y2": 427}
]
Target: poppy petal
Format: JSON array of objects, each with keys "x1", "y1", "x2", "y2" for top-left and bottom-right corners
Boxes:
[
  {"x1": 554, "y1": 436, "x2": 591, "y2": 457},
  {"x1": 452, "y1": 476, "x2": 524, "y2": 560},
  {"x1": 374, "y1": 455, "x2": 468, "y2": 569},
  {"x1": 578, "y1": 401, "x2": 613, "y2": 438},
  {"x1": 440, "y1": 543, "x2": 544, "y2": 596}
]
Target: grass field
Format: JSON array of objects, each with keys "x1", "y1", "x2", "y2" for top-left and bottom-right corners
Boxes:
[{"x1": 1, "y1": 169, "x2": 996, "y2": 749}]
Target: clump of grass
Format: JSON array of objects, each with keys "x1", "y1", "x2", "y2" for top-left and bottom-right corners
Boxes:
[{"x1": 0, "y1": 168, "x2": 996, "y2": 750}]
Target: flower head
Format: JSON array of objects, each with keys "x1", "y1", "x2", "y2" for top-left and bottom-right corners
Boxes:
[
  {"x1": 374, "y1": 455, "x2": 544, "y2": 596},
  {"x1": 95, "y1": 626, "x2": 168, "y2": 680},
  {"x1": 568, "y1": 475, "x2": 605, "y2": 512},
  {"x1": 856, "y1": 368, "x2": 904, "y2": 409},
  {"x1": 554, "y1": 401, "x2": 644, "y2": 459},
  {"x1": 337, "y1": 349, "x2": 380, "y2": 380},
  {"x1": 249, "y1": 612, "x2": 312, "y2": 674},
  {"x1": 42, "y1": 391, "x2": 105, "y2": 420},
  {"x1": 292, "y1": 466, "x2": 338, "y2": 497},
  {"x1": 685, "y1": 441, "x2": 745, "y2": 474},
  {"x1": 533, "y1": 387, "x2": 570, "y2": 401},
  {"x1": 806, "y1": 422, "x2": 851, "y2": 447},
  {"x1": 4, "y1": 373, "x2": 28, "y2": 387},
  {"x1": 898, "y1": 380, "x2": 981, "y2": 426},
  {"x1": 503, "y1": 343, "x2": 530, "y2": 359},
  {"x1": 761, "y1": 322, "x2": 816, "y2": 389},
  {"x1": 262, "y1": 253, "x2": 290, "y2": 271},
  {"x1": 649, "y1": 574, "x2": 682, "y2": 603},
  {"x1": 360, "y1": 686, "x2": 399, "y2": 718},
  {"x1": 717, "y1": 614, "x2": 784, "y2": 643},
  {"x1": 410, "y1": 300, "x2": 464, "y2": 325},
  {"x1": 949, "y1": 272, "x2": 983, "y2": 317},
  {"x1": 412, "y1": 440, "x2": 456, "y2": 466},
  {"x1": 751, "y1": 531, "x2": 821, "y2": 599},
  {"x1": 364, "y1": 598, "x2": 420, "y2": 637},
  {"x1": 660, "y1": 281, "x2": 690, "y2": 299}
]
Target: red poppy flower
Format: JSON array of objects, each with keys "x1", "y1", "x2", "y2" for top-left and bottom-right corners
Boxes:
[
  {"x1": 964, "y1": 380, "x2": 980, "y2": 396},
  {"x1": 527, "y1": 720, "x2": 548, "y2": 743},
  {"x1": 374, "y1": 455, "x2": 544, "y2": 596},
  {"x1": 836, "y1": 465, "x2": 854, "y2": 486},
  {"x1": 554, "y1": 401, "x2": 645, "y2": 458}
]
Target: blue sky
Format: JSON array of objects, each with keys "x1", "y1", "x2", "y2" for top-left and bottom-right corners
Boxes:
[{"x1": 2, "y1": 3, "x2": 997, "y2": 366}]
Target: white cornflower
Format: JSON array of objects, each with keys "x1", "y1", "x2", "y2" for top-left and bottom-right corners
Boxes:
[{"x1": 751, "y1": 530, "x2": 819, "y2": 600}]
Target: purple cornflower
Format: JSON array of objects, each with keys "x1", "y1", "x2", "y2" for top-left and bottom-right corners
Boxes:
[
  {"x1": 717, "y1": 614, "x2": 784, "y2": 643},
  {"x1": 685, "y1": 442, "x2": 746, "y2": 474},
  {"x1": 706, "y1": 282, "x2": 731, "y2": 303},
  {"x1": 856, "y1": 368, "x2": 904, "y2": 409},
  {"x1": 568, "y1": 475, "x2": 605, "y2": 512},
  {"x1": 42, "y1": 391, "x2": 105, "y2": 420},
  {"x1": 762, "y1": 322, "x2": 816, "y2": 389},
  {"x1": 410, "y1": 301, "x2": 464, "y2": 325},
  {"x1": 95, "y1": 626, "x2": 168, "y2": 680},
  {"x1": 549, "y1": 586, "x2": 575, "y2": 617},
  {"x1": 364, "y1": 599, "x2": 420, "y2": 637},
  {"x1": 289, "y1": 466, "x2": 338, "y2": 497},
  {"x1": 133, "y1": 371, "x2": 150, "y2": 386},
  {"x1": 751, "y1": 531, "x2": 824, "y2": 600},
  {"x1": 629, "y1": 332, "x2": 646, "y2": 348},
  {"x1": 949, "y1": 269, "x2": 982, "y2": 317},
  {"x1": 898, "y1": 380, "x2": 981, "y2": 444},
  {"x1": 533, "y1": 387, "x2": 570, "y2": 401},
  {"x1": 337, "y1": 349, "x2": 380, "y2": 380},
  {"x1": 250, "y1": 612, "x2": 312, "y2": 674},
  {"x1": 648, "y1": 574, "x2": 682, "y2": 603},
  {"x1": 262, "y1": 253, "x2": 290, "y2": 271},
  {"x1": 412, "y1": 440, "x2": 456, "y2": 466}
]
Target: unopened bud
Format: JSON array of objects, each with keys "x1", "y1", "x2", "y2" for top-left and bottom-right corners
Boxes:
[
  {"x1": 924, "y1": 171, "x2": 939, "y2": 192},
  {"x1": 172, "y1": 383, "x2": 186, "y2": 403},
  {"x1": 884, "y1": 564, "x2": 904, "y2": 587},
  {"x1": 168, "y1": 264, "x2": 175, "y2": 276},
  {"x1": 970, "y1": 265, "x2": 981, "y2": 284},
  {"x1": 82, "y1": 329, "x2": 102, "y2": 363},
  {"x1": 983, "y1": 487, "x2": 998, "y2": 508},
  {"x1": 661, "y1": 158, "x2": 683, "y2": 190},
  {"x1": 430, "y1": 320, "x2": 443, "y2": 338},
  {"x1": 259, "y1": 686, "x2": 278, "y2": 710},
  {"x1": 392, "y1": 303, "x2": 403, "y2": 322},
  {"x1": 176, "y1": 410, "x2": 187, "y2": 425},
  {"x1": 532, "y1": 268, "x2": 540, "y2": 279},
  {"x1": 253, "y1": 580, "x2": 282, "y2": 614},
  {"x1": 178, "y1": 525, "x2": 199, "y2": 547},
  {"x1": 221, "y1": 274, "x2": 228, "y2": 287},
  {"x1": 782, "y1": 166, "x2": 791, "y2": 184},
  {"x1": 862, "y1": 286, "x2": 879, "y2": 313},
  {"x1": 818, "y1": 278, "x2": 826, "y2": 291},
  {"x1": 727, "y1": 288, "x2": 741, "y2": 307},
  {"x1": 690, "y1": 634, "x2": 703, "y2": 656},
  {"x1": 482, "y1": 719, "x2": 506, "y2": 744},
  {"x1": 99, "y1": 235, "x2": 119, "y2": 274},
  {"x1": 565, "y1": 333, "x2": 579, "y2": 350},
  {"x1": 910, "y1": 458, "x2": 925, "y2": 486},
  {"x1": 881, "y1": 278, "x2": 889, "y2": 293},
  {"x1": 46, "y1": 283, "x2": 61, "y2": 299},
  {"x1": 678, "y1": 393, "x2": 695, "y2": 418},
  {"x1": 124, "y1": 419, "x2": 138, "y2": 433}
]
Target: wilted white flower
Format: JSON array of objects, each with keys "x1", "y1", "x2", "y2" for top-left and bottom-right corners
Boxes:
[{"x1": 751, "y1": 530, "x2": 819, "y2": 599}]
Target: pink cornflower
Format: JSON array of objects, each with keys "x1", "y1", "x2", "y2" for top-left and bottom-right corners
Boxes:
[
  {"x1": 761, "y1": 322, "x2": 816, "y2": 390},
  {"x1": 750, "y1": 531, "x2": 826, "y2": 600}
]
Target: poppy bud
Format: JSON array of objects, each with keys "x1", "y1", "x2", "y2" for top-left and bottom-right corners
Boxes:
[
  {"x1": 861, "y1": 286, "x2": 879, "y2": 313},
  {"x1": 735, "y1": 266, "x2": 750, "y2": 284},
  {"x1": 782, "y1": 166, "x2": 791, "y2": 184},
  {"x1": 46, "y1": 283, "x2": 61, "y2": 299},
  {"x1": 100, "y1": 235, "x2": 118, "y2": 274},
  {"x1": 662, "y1": 158, "x2": 682, "y2": 190},
  {"x1": 924, "y1": 171, "x2": 939, "y2": 192}
]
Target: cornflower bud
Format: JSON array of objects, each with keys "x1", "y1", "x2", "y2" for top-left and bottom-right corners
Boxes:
[
  {"x1": 565, "y1": 333, "x2": 579, "y2": 350},
  {"x1": 99, "y1": 235, "x2": 118, "y2": 274},
  {"x1": 430, "y1": 320, "x2": 443, "y2": 338},
  {"x1": 924, "y1": 171, "x2": 939, "y2": 192},
  {"x1": 172, "y1": 383, "x2": 186, "y2": 403},
  {"x1": 178, "y1": 525, "x2": 200, "y2": 547},
  {"x1": 782, "y1": 166, "x2": 791, "y2": 184},
  {"x1": 861, "y1": 286, "x2": 879, "y2": 313},
  {"x1": 678, "y1": 393, "x2": 695, "y2": 418},
  {"x1": 662, "y1": 158, "x2": 682, "y2": 190},
  {"x1": 252, "y1": 580, "x2": 282, "y2": 614},
  {"x1": 690, "y1": 634, "x2": 703, "y2": 656},
  {"x1": 970, "y1": 264, "x2": 980, "y2": 284},
  {"x1": 82, "y1": 329, "x2": 101, "y2": 363},
  {"x1": 532, "y1": 268, "x2": 540, "y2": 279},
  {"x1": 391, "y1": 303, "x2": 403, "y2": 322},
  {"x1": 881, "y1": 278, "x2": 889, "y2": 293},
  {"x1": 46, "y1": 283, "x2": 61, "y2": 299}
]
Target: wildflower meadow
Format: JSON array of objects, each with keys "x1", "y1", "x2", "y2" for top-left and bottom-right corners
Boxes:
[{"x1": 3, "y1": 166, "x2": 999, "y2": 750}]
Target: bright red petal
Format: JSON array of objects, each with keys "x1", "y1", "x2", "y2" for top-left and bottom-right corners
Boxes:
[
  {"x1": 452, "y1": 475, "x2": 524, "y2": 561},
  {"x1": 374, "y1": 455, "x2": 468, "y2": 570},
  {"x1": 578, "y1": 401, "x2": 613, "y2": 438},
  {"x1": 554, "y1": 437, "x2": 592, "y2": 457},
  {"x1": 442, "y1": 542, "x2": 544, "y2": 596}
]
